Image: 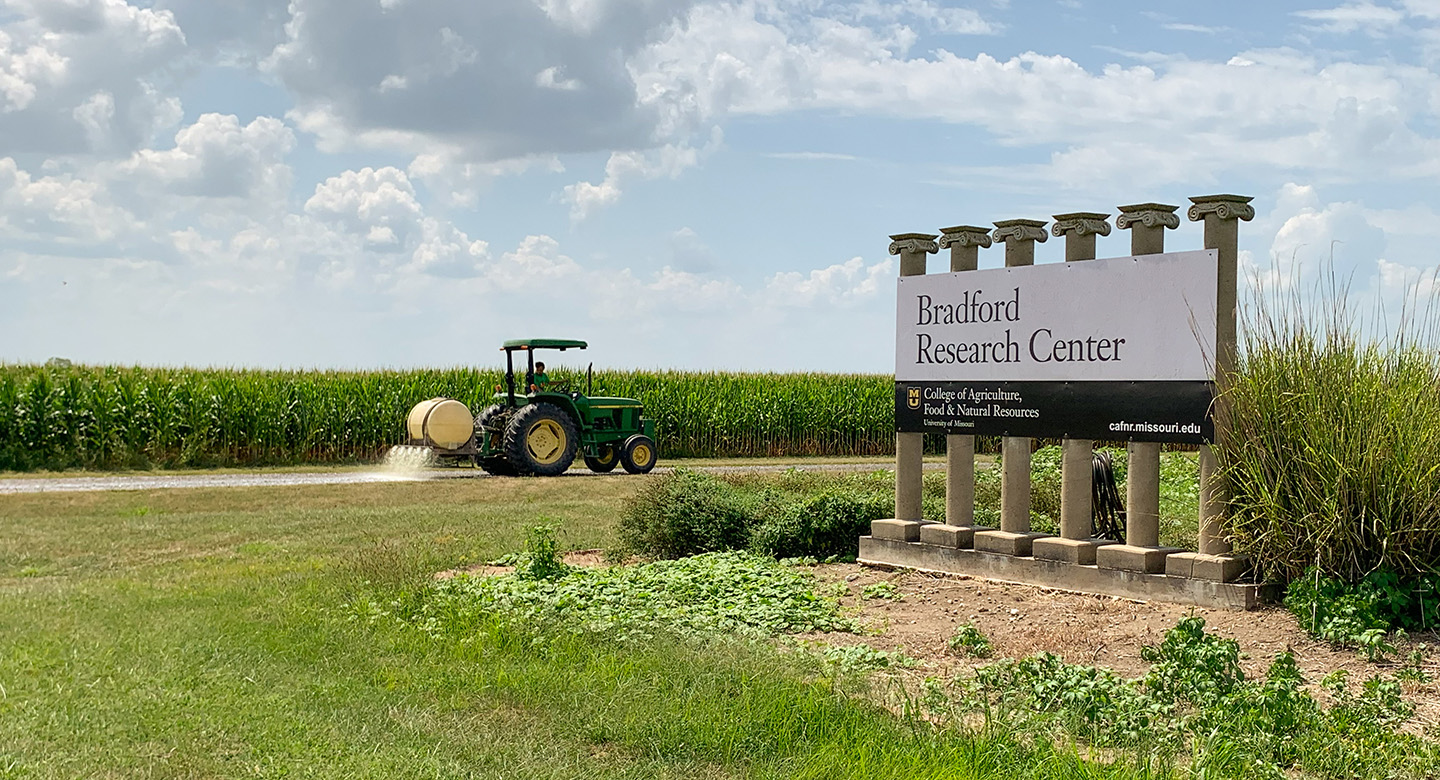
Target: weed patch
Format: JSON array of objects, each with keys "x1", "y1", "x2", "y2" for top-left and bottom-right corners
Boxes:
[
  {"x1": 927, "y1": 616, "x2": 1436, "y2": 780},
  {"x1": 947, "y1": 623, "x2": 993, "y2": 658}
]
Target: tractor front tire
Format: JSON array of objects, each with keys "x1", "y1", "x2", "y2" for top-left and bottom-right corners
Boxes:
[
  {"x1": 475, "y1": 404, "x2": 510, "y2": 436},
  {"x1": 584, "y1": 443, "x2": 619, "y2": 473},
  {"x1": 503, "y1": 403, "x2": 579, "y2": 476},
  {"x1": 619, "y1": 434, "x2": 657, "y2": 474}
]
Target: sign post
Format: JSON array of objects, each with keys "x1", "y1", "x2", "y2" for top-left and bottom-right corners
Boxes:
[
  {"x1": 1095, "y1": 204, "x2": 1184, "y2": 574},
  {"x1": 1033, "y1": 212, "x2": 1113, "y2": 565},
  {"x1": 922, "y1": 225, "x2": 996, "y2": 550},
  {"x1": 883, "y1": 233, "x2": 937, "y2": 541},
  {"x1": 974, "y1": 220, "x2": 1049, "y2": 557}
]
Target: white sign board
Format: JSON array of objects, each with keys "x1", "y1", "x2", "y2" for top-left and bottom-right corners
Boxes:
[{"x1": 895, "y1": 250, "x2": 1218, "y2": 383}]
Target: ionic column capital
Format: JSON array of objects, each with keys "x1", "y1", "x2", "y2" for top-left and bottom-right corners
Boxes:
[
  {"x1": 1116, "y1": 203, "x2": 1180, "y2": 231},
  {"x1": 1050, "y1": 212, "x2": 1112, "y2": 238},
  {"x1": 991, "y1": 219, "x2": 1049, "y2": 244},
  {"x1": 938, "y1": 225, "x2": 993, "y2": 249},
  {"x1": 888, "y1": 233, "x2": 940, "y2": 255},
  {"x1": 1188, "y1": 194, "x2": 1255, "y2": 223}
]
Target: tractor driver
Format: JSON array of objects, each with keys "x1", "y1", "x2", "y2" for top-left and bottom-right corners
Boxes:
[{"x1": 530, "y1": 362, "x2": 550, "y2": 392}]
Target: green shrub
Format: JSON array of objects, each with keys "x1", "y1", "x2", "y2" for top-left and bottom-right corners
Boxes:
[
  {"x1": 748, "y1": 489, "x2": 892, "y2": 560},
  {"x1": 621, "y1": 453, "x2": 1199, "y2": 560},
  {"x1": 1141, "y1": 616, "x2": 1244, "y2": 706},
  {"x1": 619, "y1": 468, "x2": 901, "y2": 560},
  {"x1": 618, "y1": 469, "x2": 754, "y2": 558}
]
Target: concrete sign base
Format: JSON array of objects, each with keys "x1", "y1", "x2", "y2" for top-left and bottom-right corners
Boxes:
[{"x1": 859, "y1": 535, "x2": 1274, "y2": 611}]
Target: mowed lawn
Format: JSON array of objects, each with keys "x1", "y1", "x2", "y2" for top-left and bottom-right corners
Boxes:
[{"x1": 0, "y1": 474, "x2": 1136, "y2": 780}]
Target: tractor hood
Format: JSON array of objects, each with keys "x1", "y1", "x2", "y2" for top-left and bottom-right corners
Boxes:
[{"x1": 584, "y1": 397, "x2": 643, "y2": 408}]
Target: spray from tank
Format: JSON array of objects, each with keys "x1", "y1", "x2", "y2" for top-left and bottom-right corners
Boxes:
[{"x1": 382, "y1": 444, "x2": 436, "y2": 472}]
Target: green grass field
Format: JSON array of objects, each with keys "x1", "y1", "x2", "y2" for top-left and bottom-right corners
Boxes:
[{"x1": 1, "y1": 475, "x2": 1152, "y2": 779}]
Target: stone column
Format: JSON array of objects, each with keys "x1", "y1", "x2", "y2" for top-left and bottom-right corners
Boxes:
[
  {"x1": 1032, "y1": 213, "x2": 1118, "y2": 565},
  {"x1": 1096, "y1": 204, "x2": 1183, "y2": 574},
  {"x1": 1166, "y1": 195, "x2": 1255, "y2": 582},
  {"x1": 919, "y1": 226, "x2": 995, "y2": 551},
  {"x1": 973, "y1": 219, "x2": 1050, "y2": 557},
  {"x1": 871, "y1": 233, "x2": 938, "y2": 544}
]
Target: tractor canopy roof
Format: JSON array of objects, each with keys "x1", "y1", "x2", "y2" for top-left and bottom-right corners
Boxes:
[{"x1": 501, "y1": 338, "x2": 588, "y2": 351}]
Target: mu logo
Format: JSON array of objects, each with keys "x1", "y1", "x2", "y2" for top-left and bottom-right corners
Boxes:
[{"x1": 906, "y1": 386, "x2": 921, "y2": 410}]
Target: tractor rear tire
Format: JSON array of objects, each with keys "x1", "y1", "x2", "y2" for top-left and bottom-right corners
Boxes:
[
  {"x1": 619, "y1": 434, "x2": 657, "y2": 474},
  {"x1": 503, "y1": 403, "x2": 579, "y2": 476},
  {"x1": 584, "y1": 443, "x2": 620, "y2": 473}
]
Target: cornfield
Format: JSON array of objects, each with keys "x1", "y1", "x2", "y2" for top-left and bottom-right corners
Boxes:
[{"x1": 0, "y1": 364, "x2": 900, "y2": 471}]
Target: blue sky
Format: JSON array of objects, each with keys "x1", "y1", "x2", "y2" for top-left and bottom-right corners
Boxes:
[{"x1": 3, "y1": 0, "x2": 1439, "y2": 372}]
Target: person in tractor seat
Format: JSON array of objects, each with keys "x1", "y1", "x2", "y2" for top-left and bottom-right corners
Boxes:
[{"x1": 530, "y1": 361, "x2": 550, "y2": 392}]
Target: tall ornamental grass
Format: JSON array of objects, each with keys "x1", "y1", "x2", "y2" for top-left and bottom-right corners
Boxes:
[
  {"x1": 1217, "y1": 277, "x2": 1440, "y2": 582},
  {"x1": 0, "y1": 365, "x2": 897, "y2": 470}
]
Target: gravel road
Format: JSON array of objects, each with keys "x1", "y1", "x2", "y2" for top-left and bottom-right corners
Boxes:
[{"x1": 0, "y1": 462, "x2": 942, "y2": 495}]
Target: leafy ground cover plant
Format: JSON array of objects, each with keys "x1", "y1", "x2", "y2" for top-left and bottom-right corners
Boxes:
[
  {"x1": 1285, "y1": 566, "x2": 1440, "y2": 657},
  {"x1": 929, "y1": 616, "x2": 1436, "y2": 780},
  {"x1": 861, "y1": 581, "x2": 900, "y2": 600},
  {"x1": 401, "y1": 550, "x2": 858, "y2": 643},
  {"x1": 820, "y1": 644, "x2": 917, "y2": 673}
]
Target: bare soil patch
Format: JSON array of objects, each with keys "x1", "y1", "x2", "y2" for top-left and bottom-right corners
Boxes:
[{"x1": 811, "y1": 564, "x2": 1440, "y2": 730}]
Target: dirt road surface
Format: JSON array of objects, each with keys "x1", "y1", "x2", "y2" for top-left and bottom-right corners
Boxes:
[{"x1": 0, "y1": 462, "x2": 941, "y2": 495}]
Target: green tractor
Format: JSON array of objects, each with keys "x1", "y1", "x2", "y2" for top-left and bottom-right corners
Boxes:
[{"x1": 402, "y1": 339, "x2": 657, "y2": 477}]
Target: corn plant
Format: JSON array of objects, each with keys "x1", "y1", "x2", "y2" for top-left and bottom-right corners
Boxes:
[{"x1": 0, "y1": 364, "x2": 903, "y2": 470}]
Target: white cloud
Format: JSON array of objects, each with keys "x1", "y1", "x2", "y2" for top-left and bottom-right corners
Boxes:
[
  {"x1": 407, "y1": 152, "x2": 564, "y2": 207},
  {"x1": 1162, "y1": 23, "x2": 1227, "y2": 34},
  {"x1": 836, "y1": 0, "x2": 1000, "y2": 36},
  {"x1": 666, "y1": 227, "x2": 716, "y2": 273},
  {"x1": 632, "y1": 5, "x2": 1440, "y2": 188},
  {"x1": 0, "y1": 28, "x2": 66, "y2": 111},
  {"x1": 1269, "y1": 191, "x2": 1385, "y2": 272},
  {"x1": 0, "y1": 0, "x2": 186, "y2": 154},
  {"x1": 562, "y1": 131, "x2": 719, "y2": 220},
  {"x1": 305, "y1": 167, "x2": 425, "y2": 251},
  {"x1": 265, "y1": 0, "x2": 700, "y2": 160},
  {"x1": 0, "y1": 157, "x2": 130, "y2": 243},
  {"x1": 764, "y1": 256, "x2": 894, "y2": 308},
  {"x1": 1295, "y1": 2, "x2": 1406, "y2": 34},
  {"x1": 119, "y1": 114, "x2": 296, "y2": 201}
]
